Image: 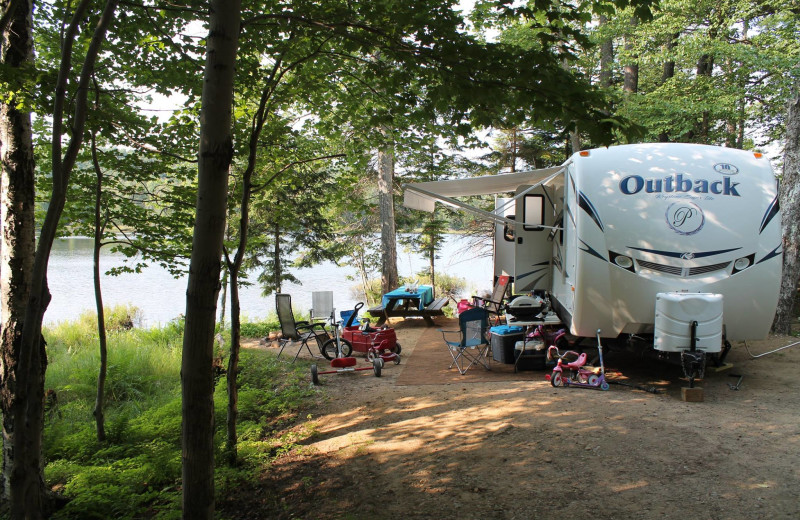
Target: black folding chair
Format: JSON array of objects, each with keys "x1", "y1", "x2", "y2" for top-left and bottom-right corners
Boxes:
[{"x1": 275, "y1": 293, "x2": 328, "y2": 362}]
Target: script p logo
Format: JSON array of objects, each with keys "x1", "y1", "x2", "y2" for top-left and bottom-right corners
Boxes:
[{"x1": 666, "y1": 202, "x2": 705, "y2": 236}]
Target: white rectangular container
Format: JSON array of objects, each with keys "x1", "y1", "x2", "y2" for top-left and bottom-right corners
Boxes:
[{"x1": 654, "y1": 292, "x2": 723, "y2": 352}]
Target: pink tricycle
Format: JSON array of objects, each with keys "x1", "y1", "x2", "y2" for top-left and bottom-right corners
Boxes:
[{"x1": 546, "y1": 330, "x2": 609, "y2": 391}]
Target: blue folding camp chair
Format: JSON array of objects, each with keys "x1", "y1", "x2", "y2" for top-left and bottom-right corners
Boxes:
[{"x1": 440, "y1": 307, "x2": 491, "y2": 375}]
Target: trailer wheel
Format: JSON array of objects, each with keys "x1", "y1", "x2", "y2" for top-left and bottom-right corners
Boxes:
[
  {"x1": 373, "y1": 358, "x2": 382, "y2": 377},
  {"x1": 550, "y1": 371, "x2": 563, "y2": 387},
  {"x1": 322, "y1": 338, "x2": 353, "y2": 360},
  {"x1": 311, "y1": 364, "x2": 320, "y2": 386}
]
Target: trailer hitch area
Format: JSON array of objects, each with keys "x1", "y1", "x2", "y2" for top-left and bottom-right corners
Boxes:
[{"x1": 727, "y1": 374, "x2": 743, "y2": 391}]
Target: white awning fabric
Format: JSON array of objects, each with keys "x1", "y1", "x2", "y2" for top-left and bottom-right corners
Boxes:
[{"x1": 403, "y1": 166, "x2": 565, "y2": 213}]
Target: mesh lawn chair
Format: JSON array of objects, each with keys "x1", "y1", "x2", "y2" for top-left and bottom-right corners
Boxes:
[
  {"x1": 310, "y1": 291, "x2": 334, "y2": 328},
  {"x1": 276, "y1": 293, "x2": 328, "y2": 362},
  {"x1": 472, "y1": 275, "x2": 510, "y2": 325},
  {"x1": 440, "y1": 307, "x2": 491, "y2": 375}
]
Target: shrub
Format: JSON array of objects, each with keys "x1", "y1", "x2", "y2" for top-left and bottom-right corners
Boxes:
[{"x1": 43, "y1": 317, "x2": 319, "y2": 519}]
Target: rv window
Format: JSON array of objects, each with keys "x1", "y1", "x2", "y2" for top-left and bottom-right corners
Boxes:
[
  {"x1": 523, "y1": 194, "x2": 544, "y2": 231},
  {"x1": 503, "y1": 215, "x2": 515, "y2": 242}
]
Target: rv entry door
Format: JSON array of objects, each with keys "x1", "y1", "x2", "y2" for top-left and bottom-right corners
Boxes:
[{"x1": 514, "y1": 185, "x2": 554, "y2": 292}]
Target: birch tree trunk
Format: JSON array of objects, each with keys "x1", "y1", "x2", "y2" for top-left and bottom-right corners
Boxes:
[
  {"x1": 1, "y1": 0, "x2": 36, "y2": 500},
  {"x1": 181, "y1": 3, "x2": 241, "y2": 518},
  {"x1": 378, "y1": 143, "x2": 398, "y2": 294},
  {"x1": 772, "y1": 80, "x2": 800, "y2": 334}
]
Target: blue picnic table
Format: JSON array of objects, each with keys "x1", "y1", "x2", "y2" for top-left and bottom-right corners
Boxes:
[
  {"x1": 370, "y1": 285, "x2": 448, "y2": 326},
  {"x1": 381, "y1": 285, "x2": 434, "y2": 310}
]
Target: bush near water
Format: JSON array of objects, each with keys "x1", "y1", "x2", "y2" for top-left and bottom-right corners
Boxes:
[{"x1": 41, "y1": 306, "x2": 317, "y2": 519}]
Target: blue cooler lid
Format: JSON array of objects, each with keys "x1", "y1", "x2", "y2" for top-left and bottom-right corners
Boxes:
[{"x1": 490, "y1": 325, "x2": 524, "y2": 335}]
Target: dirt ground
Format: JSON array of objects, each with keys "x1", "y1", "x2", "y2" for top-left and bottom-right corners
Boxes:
[{"x1": 228, "y1": 318, "x2": 800, "y2": 520}]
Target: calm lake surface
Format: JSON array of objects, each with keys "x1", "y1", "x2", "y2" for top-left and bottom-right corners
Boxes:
[{"x1": 43, "y1": 234, "x2": 493, "y2": 327}]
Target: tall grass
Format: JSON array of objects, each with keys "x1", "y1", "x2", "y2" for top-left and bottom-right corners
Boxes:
[{"x1": 41, "y1": 306, "x2": 318, "y2": 519}]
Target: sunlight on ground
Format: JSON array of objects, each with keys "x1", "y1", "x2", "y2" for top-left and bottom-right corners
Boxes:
[{"x1": 610, "y1": 480, "x2": 650, "y2": 492}]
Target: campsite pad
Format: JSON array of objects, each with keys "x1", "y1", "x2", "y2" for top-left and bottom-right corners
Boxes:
[
  {"x1": 395, "y1": 317, "x2": 544, "y2": 385},
  {"x1": 240, "y1": 321, "x2": 800, "y2": 520}
]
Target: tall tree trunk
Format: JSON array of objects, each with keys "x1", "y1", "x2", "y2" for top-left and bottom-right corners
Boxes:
[
  {"x1": 10, "y1": 2, "x2": 117, "y2": 517},
  {"x1": 696, "y1": 53, "x2": 714, "y2": 143},
  {"x1": 623, "y1": 18, "x2": 639, "y2": 95},
  {"x1": 90, "y1": 134, "x2": 107, "y2": 442},
  {"x1": 226, "y1": 266, "x2": 240, "y2": 464},
  {"x1": 273, "y1": 224, "x2": 282, "y2": 292},
  {"x1": 772, "y1": 81, "x2": 800, "y2": 334},
  {"x1": 182, "y1": 2, "x2": 240, "y2": 518},
  {"x1": 509, "y1": 128, "x2": 517, "y2": 172},
  {"x1": 219, "y1": 267, "x2": 228, "y2": 329},
  {"x1": 598, "y1": 15, "x2": 613, "y2": 89},
  {"x1": 569, "y1": 130, "x2": 581, "y2": 155},
  {"x1": 658, "y1": 33, "x2": 679, "y2": 142},
  {"x1": 1, "y1": 0, "x2": 36, "y2": 500},
  {"x1": 378, "y1": 142, "x2": 398, "y2": 294},
  {"x1": 224, "y1": 51, "x2": 281, "y2": 466}
]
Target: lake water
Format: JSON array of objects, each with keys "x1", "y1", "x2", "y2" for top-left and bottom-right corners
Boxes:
[{"x1": 43, "y1": 234, "x2": 493, "y2": 327}]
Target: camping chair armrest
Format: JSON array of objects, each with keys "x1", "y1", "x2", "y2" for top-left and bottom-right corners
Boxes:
[
  {"x1": 480, "y1": 297, "x2": 503, "y2": 306},
  {"x1": 438, "y1": 329, "x2": 461, "y2": 342},
  {"x1": 470, "y1": 295, "x2": 502, "y2": 305},
  {"x1": 296, "y1": 321, "x2": 327, "y2": 333}
]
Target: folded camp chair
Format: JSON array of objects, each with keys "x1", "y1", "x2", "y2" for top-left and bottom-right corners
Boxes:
[
  {"x1": 440, "y1": 307, "x2": 491, "y2": 375},
  {"x1": 275, "y1": 293, "x2": 328, "y2": 362},
  {"x1": 472, "y1": 275, "x2": 510, "y2": 325}
]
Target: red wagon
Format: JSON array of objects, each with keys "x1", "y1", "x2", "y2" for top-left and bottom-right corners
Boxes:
[{"x1": 341, "y1": 304, "x2": 401, "y2": 365}]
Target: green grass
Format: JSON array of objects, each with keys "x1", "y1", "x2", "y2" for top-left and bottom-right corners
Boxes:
[{"x1": 41, "y1": 306, "x2": 319, "y2": 519}]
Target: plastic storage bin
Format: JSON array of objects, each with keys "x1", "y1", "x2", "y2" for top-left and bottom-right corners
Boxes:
[
  {"x1": 514, "y1": 339, "x2": 547, "y2": 370},
  {"x1": 490, "y1": 327, "x2": 523, "y2": 364}
]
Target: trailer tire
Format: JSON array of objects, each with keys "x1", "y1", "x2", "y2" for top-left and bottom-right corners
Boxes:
[{"x1": 311, "y1": 364, "x2": 320, "y2": 386}]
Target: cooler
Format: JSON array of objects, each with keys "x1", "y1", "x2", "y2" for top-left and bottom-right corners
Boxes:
[{"x1": 490, "y1": 325, "x2": 524, "y2": 364}]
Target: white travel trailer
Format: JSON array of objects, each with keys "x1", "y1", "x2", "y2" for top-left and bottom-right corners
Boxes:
[{"x1": 404, "y1": 143, "x2": 782, "y2": 355}]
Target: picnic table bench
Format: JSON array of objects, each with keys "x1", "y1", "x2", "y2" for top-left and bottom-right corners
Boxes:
[{"x1": 368, "y1": 296, "x2": 450, "y2": 326}]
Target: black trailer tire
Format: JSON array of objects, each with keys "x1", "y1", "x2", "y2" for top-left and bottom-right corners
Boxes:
[{"x1": 311, "y1": 364, "x2": 320, "y2": 386}]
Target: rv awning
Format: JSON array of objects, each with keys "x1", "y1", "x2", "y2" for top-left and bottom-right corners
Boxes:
[{"x1": 403, "y1": 166, "x2": 564, "y2": 213}]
